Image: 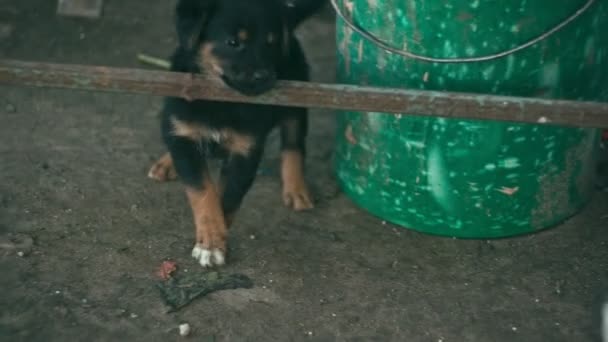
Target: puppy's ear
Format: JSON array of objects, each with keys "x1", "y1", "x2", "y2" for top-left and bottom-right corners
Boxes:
[
  {"x1": 281, "y1": 0, "x2": 326, "y2": 30},
  {"x1": 175, "y1": 0, "x2": 216, "y2": 50}
]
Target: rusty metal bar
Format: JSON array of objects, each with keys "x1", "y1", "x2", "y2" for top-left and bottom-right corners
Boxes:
[{"x1": 0, "y1": 59, "x2": 607, "y2": 128}]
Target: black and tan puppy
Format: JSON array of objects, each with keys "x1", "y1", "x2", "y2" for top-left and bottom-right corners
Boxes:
[{"x1": 148, "y1": 0, "x2": 325, "y2": 267}]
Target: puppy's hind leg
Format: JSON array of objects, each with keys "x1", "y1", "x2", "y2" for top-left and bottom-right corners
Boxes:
[
  {"x1": 219, "y1": 144, "x2": 265, "y2": 227},
  {"x1": 280, "y1": 110, "x2": 313, "y2": 211}
]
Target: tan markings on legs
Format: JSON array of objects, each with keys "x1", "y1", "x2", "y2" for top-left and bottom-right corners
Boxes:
[
  {"x1": 187, "y1": 176, "x2": 227, "y2": 267},
  {"x1": 281, "y1": 150, "x2": 313, "y2": 210},
  {"x1": 148, "y1": 152, "x2": 177, "y2": 182}
]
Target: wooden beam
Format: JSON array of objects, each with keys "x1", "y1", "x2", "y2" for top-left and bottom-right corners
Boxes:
[{"x1": 0, "y1": 59, "x2": 607, "y2": 128}]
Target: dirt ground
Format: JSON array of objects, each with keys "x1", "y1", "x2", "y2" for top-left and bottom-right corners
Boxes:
[{"x1": 1, "y1": 1, "x2": 607, "y2": 341}]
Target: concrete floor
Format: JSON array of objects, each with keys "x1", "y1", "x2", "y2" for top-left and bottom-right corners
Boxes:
[{"x1": 0, "y1": 1, "x2": 607, "y2": 341}]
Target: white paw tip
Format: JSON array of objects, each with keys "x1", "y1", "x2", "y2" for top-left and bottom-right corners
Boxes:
[
  {"x1": 191, "y1": 244, "x2": 225, "y2": 267},
  {"x1": 212, "y1": 249, "x2": 225, "y2": 265},
  {"x1": 178, "y1": 323, "x2": 191, "y2": 337},
  {"x1": 191, "y1": 244, "x2": 212, "y2": 266}
]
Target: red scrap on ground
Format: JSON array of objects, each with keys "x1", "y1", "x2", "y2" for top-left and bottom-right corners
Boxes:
[{"x1": 156, "y1": 260, "x2": 177, "y2": 280}]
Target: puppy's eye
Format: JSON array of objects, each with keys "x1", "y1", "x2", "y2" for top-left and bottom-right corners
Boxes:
[{"x1": 225, "y1": 38, "x2": 240, "y2": 48}]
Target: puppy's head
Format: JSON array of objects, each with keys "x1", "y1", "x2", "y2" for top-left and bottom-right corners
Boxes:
[
  {"x1": 175, "y1": 0, "x2": 324, "y2": 96},
  {"x1": 201, "y1": 0, "x2": 284, "y2": 95}
]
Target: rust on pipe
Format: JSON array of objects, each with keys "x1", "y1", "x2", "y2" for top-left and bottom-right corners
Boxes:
[{"x1": 0, "y1": 59, "x2": 607, "y2": 128}]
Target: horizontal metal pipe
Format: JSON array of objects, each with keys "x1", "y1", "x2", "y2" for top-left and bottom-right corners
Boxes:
[{"x1": 0, "y1": 59, "x2": 607, "y2": 128}]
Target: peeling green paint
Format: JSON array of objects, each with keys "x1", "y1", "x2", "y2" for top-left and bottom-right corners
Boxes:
[{"x1": 335, "y1": 0, "x2": 605, "y2": 238}]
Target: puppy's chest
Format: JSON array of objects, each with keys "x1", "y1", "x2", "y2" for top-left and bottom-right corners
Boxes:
[{"x1": 170, "y1": 117, "x2": 259, "y2": 157}]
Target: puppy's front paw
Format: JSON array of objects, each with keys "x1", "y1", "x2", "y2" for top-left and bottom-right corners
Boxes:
[
  {"x1": 283, "y1": 185, "x2": 314, "y2": 211},
  {"x1": 191, "y1": 243, "x2": 225, "y2": 267},
  {"x1": 148, "y1": 153, "x2": 177, "y2": 182}
]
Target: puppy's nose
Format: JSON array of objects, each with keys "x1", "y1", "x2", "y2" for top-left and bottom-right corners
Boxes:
[{"x1": 252, "y1": 70, "x2": 271, "y2": 81}]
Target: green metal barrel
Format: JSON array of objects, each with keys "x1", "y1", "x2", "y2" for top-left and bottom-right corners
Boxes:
[{"x1": 334, "y1": 0, "x2": 605, "y2": 238}]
